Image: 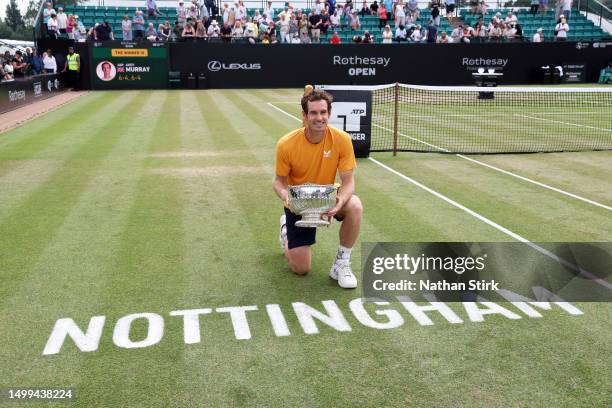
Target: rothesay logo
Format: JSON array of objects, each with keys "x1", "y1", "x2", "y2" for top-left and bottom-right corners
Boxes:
[
  {"x1": 207, "y1": 61, "x2": 261, "y2": 72},
  {"x1": 8, "y1": 90, "x2": 26, "y2": 102}
]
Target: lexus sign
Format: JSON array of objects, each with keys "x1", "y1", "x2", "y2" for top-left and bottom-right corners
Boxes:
[{"x1": 207, "y1": 61, "x2": 261, "y2": 72}]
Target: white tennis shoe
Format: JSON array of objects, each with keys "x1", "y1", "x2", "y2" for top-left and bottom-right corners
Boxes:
[
  {"x1": 279, "y1": 214, "x2": 287, "y2": 251},
  {"x1": 330, "y1": 259, "x2": 357, "y2": 289}
]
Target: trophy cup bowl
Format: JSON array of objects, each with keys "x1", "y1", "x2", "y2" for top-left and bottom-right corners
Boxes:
[{"x1": 287, "y1": 183, "x2": 339, "y2": 228}]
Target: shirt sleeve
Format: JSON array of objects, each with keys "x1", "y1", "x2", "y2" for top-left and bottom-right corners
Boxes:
[
  {"x1": 338, "y1": 132, "x2": 357, "y2": 173},
  {"x1": 275, "y1": 140, "x2": 290, "y2": 177}
]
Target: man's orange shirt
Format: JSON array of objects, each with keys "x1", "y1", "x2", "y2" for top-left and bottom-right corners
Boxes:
[{"x1": 275, "y1": 126, "x2": 356, "y2": 186}]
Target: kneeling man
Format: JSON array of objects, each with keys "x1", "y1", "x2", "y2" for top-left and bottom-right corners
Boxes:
[{"x1": 273, "y1": 88, "x2": 363, "y2": 288}]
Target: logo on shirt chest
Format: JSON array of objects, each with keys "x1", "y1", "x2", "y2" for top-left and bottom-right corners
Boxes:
[{"x1": 323, "y1": 150, "x2": 332, "y2": 158}]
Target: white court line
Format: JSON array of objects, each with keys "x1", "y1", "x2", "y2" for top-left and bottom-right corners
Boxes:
[
  {"x1": 514, "y1": 114, "x2": 612, "y2": 133},
  {"x1": 267, "y1": 101, "x2": 612, "y2": 291},
  {"x1": 371, "y1": 123, "x2": 612, "y2": 212}
]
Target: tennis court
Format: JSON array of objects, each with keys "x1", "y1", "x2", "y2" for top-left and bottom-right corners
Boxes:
[{"x1": 0, "y1": 88, "x2": 610, "y2": 407}]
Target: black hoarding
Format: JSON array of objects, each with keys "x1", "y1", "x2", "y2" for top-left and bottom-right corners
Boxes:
[
  {"x1": 169, "y1": 41, "x2": 612, "y2": 88},
  {"x1": 0, "y1": 73, "x2": 66, "y2": 114}
]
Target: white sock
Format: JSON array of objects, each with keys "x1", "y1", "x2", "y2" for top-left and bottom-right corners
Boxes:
[{"x1": 336, "y1": 245, "x2": 352, "y2": 262}]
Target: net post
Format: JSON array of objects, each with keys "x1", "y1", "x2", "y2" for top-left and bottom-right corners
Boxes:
[{"x1": 393, "y1": 82, "x2": 399, "y2": 156}]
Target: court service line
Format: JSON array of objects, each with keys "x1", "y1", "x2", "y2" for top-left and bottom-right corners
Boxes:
[
  {"x1": 372, "y1": 123, "x2": 612, "y2": 212},
  {"x1": 267, "y1": 101, "x2": 612, "y2": 291},
  {"x1": 514, "y1": 114, "x2": 612, "y2": 133}
]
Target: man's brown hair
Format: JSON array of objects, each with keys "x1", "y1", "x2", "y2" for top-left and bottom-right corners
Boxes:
[{"x1": 301, "y1": 89, "x2": 333, "y2": 114}]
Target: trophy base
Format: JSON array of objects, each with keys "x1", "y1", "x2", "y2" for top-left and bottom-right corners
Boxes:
[{"x1": 295, "y1": 215, "x2": 330, "y2": 228}]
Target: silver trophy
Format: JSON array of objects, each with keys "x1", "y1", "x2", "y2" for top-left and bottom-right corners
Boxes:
[{"x1": 287, "y1": 183, "x2": 339, "y2": 228}]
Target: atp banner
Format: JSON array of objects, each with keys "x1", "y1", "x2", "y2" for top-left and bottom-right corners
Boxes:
[
  {"x1": 317, "y1": 86, "x2": 372, "y2": 158},
  {"x1": 90, "y1": 41, "x2": 168, "y2": 89}
]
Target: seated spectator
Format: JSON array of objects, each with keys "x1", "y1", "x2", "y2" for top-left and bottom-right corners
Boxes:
[
  {"x1": 232, "y1": 21, "x2": 244, "y2": 37},
  {"x1": 183, "y1": 21, "x2": 196, "y2": 37},
  {"x1": 2, "y1": 60, "x2": 14, "y2": 81},
  {"x1": 352, "y1": 34, "x2": 362, "y2": 43},
  {"x1": 261, "y1": 33, "x2": 270, "y2": 43},
  {"x1": 450, "y1": 24, "x2": 462, "y2": 43},
  {"x1": 289, "y1": 33, "x2": 300, "y2": 43},
  {"x1": 207, "y1": 19, "x2": 220, "y2": 37},
  {"x1": 382, "y1": 24, "x2": 393, "y2": 43},
  {"x1": 193, "y1": 20, "x2": 205, "y2": 37},
  {"x1": 244, "y1": 18, "x2": 258, "y2": 38},
  {"x1": 532, "y1": 27, "x2": 544, "y2": 42},
  {"x1": 330, "y1": 10, "x2": 341, "y2": 28},
  {"x1": 348, "y1": 10, "x2": 361, "y2": 30},
  {"x1": 159, "y1": 21, "x2": 172, "y2": 40},
  {"x1": 475, "y1": 20, "x2": 487, "y2": 41},
  {"x1": 173, "y1": 21, "x2": 183, "y2": 38},
  {"x1": 505, "y1": 11, "x2": 518, "y2": 25},
  {"x1": 330, "y1": 30, "x2": 341, "y2": 43},
  {"x1": 220, "y1": 21, "x2": 233, "y2": 41},
  {"x1": 504, "y1": 22, "x2": 516, "y2": 41},
  {"x1": 462, "y1": 25, "x2": 474, "y2": 42},
  {"x1": 345, "y1": 0, "x2": 354, "y2": 14},
  {"x1": 269, "y1": 33, "x2": 279, "y2": 43},
  {"x1": 555, "y1": 16, "x2": 569, "y2": 41},
  {"x1": 395, "y1": 24, "x2": 407, "y2": 41},
  {"x1": 438, "y1": 30, "x2": 449, "y2": 43},
  {"x1": 134, "y1": 10, "x2": 145, "y2": 40},
  {"x1": 42, "y1": 49, "x2": 57, "y2": 73},
  {"x1": 300, "y1": 31, "x2": 312, "y2": 43},
  {"x1": 410, "y1": 24, "x2": 423, "y2": 41},
  {"x1": 530, "y1": 0, "x2": 539, "y2": 15},
  {"x1": 362, "y1": 30, "x2": 373, "y2": 43},
  {"x1": 47, "y1": 13, "x2": 59, "y2": 39},
  {"x1": 145, "y1": 23, "x2": 158, "y2": 40},
  {"x1": 488, "y1": 20, "x2": 501, "y2": 41}
]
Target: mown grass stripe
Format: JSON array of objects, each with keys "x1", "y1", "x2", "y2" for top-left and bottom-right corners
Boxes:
[
  {"x1": 74, "y1": 91, "x2": 186, "y2": 407},
  {"x1": 0, "y1": 92, "x2": 115, "y2": 157},
  {"x1": 0, "y1": 91, "x2": 164, "y2": 389},
  {"x1": 0, "y1": 91, "x2": 143, "y2": 305}
]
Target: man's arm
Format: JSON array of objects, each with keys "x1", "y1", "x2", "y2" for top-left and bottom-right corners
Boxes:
[
  {"x1": 272, "y1": 175, "x2": 289, "y2": 205},
  {"x1": 327, "y1": 170, "x2": 354, "y2": 218}
]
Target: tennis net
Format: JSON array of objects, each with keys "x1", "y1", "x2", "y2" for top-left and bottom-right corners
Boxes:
[{"x1": 336, "y1": 84, "x2": 612, "y2": 154}]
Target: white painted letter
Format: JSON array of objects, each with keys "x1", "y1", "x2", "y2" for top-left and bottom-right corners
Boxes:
[
  {"x1": 112, "y1": 313, "x2": 164, "y2": 349},
  {"x1": 463, "y1": 302, "x2": 521, "y2": 322},
  {"x1": 216, "y1": 306, "x2": 258, "y2": 340},
  {"x1": 292, "y1": 300, "x2": 352, "y2": 334},
  {"x1": 43, "y1": 316, "x2": 106, "y2": 355},
  {"x1": 397, "y1": 295, "x2": 463, "y2": 326},
  {"x1": 349, "y1": 298, "x2": 404, "y2": 329},
  {"x1": 169, "y1": 308, "x2": 212, "y2": 344},
  {"x1": 497, "y1": 289, "x2": 583, "y2": 317},
  {"x1": 266, "y1": 304, "x2": 290, "y2": 337}
]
